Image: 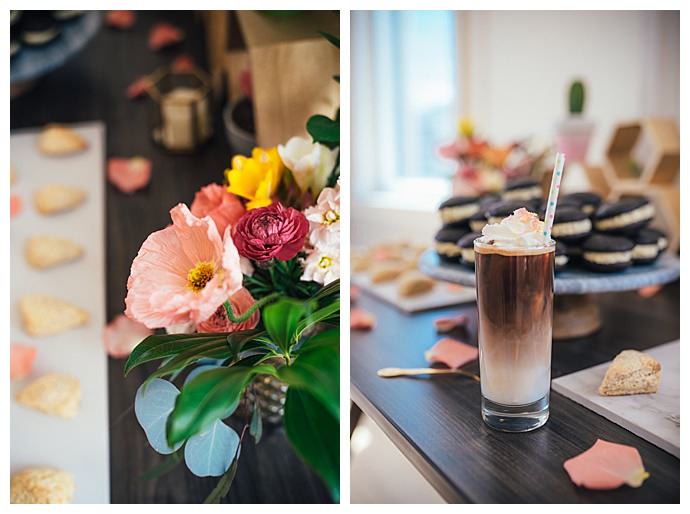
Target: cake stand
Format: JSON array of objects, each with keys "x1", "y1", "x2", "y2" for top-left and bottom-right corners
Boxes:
[{"x1": 419, "y1": 250, "x2": 680, "y2": 339}]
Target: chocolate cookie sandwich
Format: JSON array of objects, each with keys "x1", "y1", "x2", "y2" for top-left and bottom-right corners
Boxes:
[
  {"x1": 434, "y1": 226, "x2": 469, "y2": 263},
  {"x1": 632, "y1": 228, "x2": 663, "y2": 265},
  {"x1": 457, "y1": 232, "x2": 482, "y2": 267},
  {"x1": 554, "y1": 241, "x2": 569, "y2": 272},
  {"x1": 550, "y1": 207, "x2": 592, "y2": 242},
  {"x1": 502, "y1": 178, "x2": 543, "y2": 202},
  {"x1": 438, "y1": 196, "x2": 480, "y2": 228},
  {"x1": 594, "y1": 197, "x2": 654, "y2": 234},
  {"x1": 582, "y1": 234, "x2": 634, "y2": 272},
  {"x1": 468, "y1": 211, "x2": 488, "y2": 233},
  {"x1": 485, "y1": 200, "x2": 532, "y2": 225},
  {"x1": 21, "y1": 13, "x2": 62, "y2": 46},
  {"x1": 561, "y1": 192, "x2": 602, "y2": 216}
]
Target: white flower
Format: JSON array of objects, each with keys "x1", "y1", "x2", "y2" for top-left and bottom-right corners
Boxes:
[
  {"x1": 240, "y1": 256, "x2": 254, "y2": 277},
  {"x1": 278, "y1": 136, "x2": 339, "y2": 196},
  {"x1": 165, "y1": 321, "x2": 196, "y2": 334},
  {"x1": 304, "y1": 181, "x2": 340, "y2": 248},
  {"x1": 301, "y1": 246, "x2": 340, "y2": 285}
]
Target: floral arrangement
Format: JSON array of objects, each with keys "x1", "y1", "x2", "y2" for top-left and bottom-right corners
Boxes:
[
  {"x1": 438, "y1": 118, "x2": 549, "y2": 195},
  {"x1": 122, "y1": 37, "x2": 340, "y2": 503}
]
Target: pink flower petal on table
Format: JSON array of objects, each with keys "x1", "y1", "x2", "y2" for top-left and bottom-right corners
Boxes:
[
  {"x1": 424, "y1": 337, "x2": 478, "y2": 369},
  {"x1": 11, "y1": 344, "x2": 37, "y2": 380},
  {"x1": 149, "y1": 22, "x2": 185, "y2": 51},
  {"x1": 638, "y1": 285, "x2": 663, "y2": 298},
  {"x1": 351, "y1": 308, "x2": 376, "y2": 331},
  {"x1": 10, "y1": 194, "x2": 22, "y2": 218},
  {"x1": 106, "y1": 10, "x2": 136, "y2": 30},
  {"x1": 103, "y1": 314, "x2": 153, "y2": 358},
  {"x1": 563, "y1": 439, "x2": 650, "y2": 490},
  {"x1": 108, "y1": 157, "x2": 152, "y2": 194},
  {"x1": 434, "y1": 314, "x2": 468, "y2": 333},
  {"x1": 126, "y1": 76, "x2": 152, "y2": 100},
  {"x1": 350, "y1": 285, "x2": 360, "y2": 304},
  {"x1": 172, "y1": 54, "x2": 195, "y2": 73}
]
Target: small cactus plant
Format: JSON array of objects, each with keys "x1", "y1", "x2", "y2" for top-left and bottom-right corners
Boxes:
[{"x1": 569, "y1": 80, "x2": 586, "y2": 115}]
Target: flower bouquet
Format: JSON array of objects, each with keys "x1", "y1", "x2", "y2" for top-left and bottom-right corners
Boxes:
[
  {"x1": 122, "y1": 104, "x2": 340, "y2": 502},
  {"x1": 438, "y1": 118, "x2": 549, "y2": 196}
]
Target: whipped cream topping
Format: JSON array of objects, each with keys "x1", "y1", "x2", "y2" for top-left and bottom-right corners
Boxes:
[{"x1": 479, "y1": 208, "x2": 550, "y2": 248}]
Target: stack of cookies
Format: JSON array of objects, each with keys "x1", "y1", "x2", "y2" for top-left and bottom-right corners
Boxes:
[{"x1": 434, "y1": 177, "x2": 668, "y2": 273}]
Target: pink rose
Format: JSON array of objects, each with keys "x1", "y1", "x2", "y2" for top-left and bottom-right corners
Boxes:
[
  {"x1": 197, "y1": 288, "x2": 260, "y2": 333},
  {"x1": 233, "y1": 202, "x2": 309, "y2": 262},
  {"x1": 190, "y1": 183, "x2": 246, "y2": 236}
]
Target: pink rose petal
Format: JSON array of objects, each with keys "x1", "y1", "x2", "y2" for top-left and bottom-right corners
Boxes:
[
  {"x1": 10, "y1": 194, "x2": 21, "y2": 218},
  {"x1": 106, "y1": 10, "x2": 135, "y2": 30},
  {"x1": 11, "y1": 344, "x2": 37, "y2": 380},
  {"x1": 424, "y1": 337, "x2": 478, "y2": 369},
  {"x1": 103, "y1": 314, "x2": 153, "y2": 358},
  {"x1": 149, "y1": 22, "x2": 184, "y2": 51},
  {"x1": 126, "y1": 76, "x2": 152, "y2": 100},
  {"x1": 172, "y1": 54, "x2": 195, "y2": 73},
  {"x1": 108, "y1": 157, "x2": 152, "y2": 194},
  {"x1": 434, "y1": 314, "x2": 468, "y2": 333},
  {"x1": 351, "y1": 308, "x2": 376, "y2": 331},
  {"x1": 563, "y1": 439, "x2": 649, "y2": 490},
  {"x1": 638, "y1": 285, "x2": 663, "y2": 298}
]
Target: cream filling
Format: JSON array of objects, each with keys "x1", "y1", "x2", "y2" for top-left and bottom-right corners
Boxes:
[
  {"x1": 461, "y1": 248, "x2": 475, "y2": 263},
  {"x1": 551, "y1": 218, "x2": 592, "y2": 237},
  {"x1": 23, "y1": 28, "x2": 59, "y2": 45},
  {"x1": 436, "y1": 242, "x2": 462, "y2": 257},
  {"x1": 632, "y1": 244, "x2": 659, "y2": 260},
  {"x1": 658, "y1": 237, "x2": 668, "y2": 250},
  {"x1": 555, "y1": 255, "x2": 568, "y2": 267},
  {"x1": 582, "y1": 204, "x2": 595, "y2": 215},
  {"x1": 583, "y1": 251, "x2": 632, "y2": 264},
  {"x1": 470, "y1": 219, "x2": 487, "y2": 232},
  {"x1": 502, "y1": 186, "x2": 542, "y2": 201},
  {"x1": 440, "y1": 203, "x2": 479, "y2": 224},
  {"x1": 595, "y1": 204, "x2": 655, "y2": 230}
]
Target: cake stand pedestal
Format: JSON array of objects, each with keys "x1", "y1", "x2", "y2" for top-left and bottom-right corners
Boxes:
[{"x1": 419, "y1": 251, "x2": 680, "y2": 340}]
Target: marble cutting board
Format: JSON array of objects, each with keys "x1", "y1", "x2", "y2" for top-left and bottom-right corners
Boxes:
[{"x1": 552, "y1": 340, "x2": 679, "y2": 457}]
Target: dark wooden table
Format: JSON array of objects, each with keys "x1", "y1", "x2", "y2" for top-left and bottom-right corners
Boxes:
[
  {"x1": 11, "y1": 11, "x2": 331, "y2": 503},
  {"x1": 351, "y1": 281, "x2": 680, "y2": 503}
]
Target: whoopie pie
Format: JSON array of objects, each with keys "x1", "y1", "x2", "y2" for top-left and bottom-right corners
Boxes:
[
  {"x1": 594, "y1": 197, "x2": 654, "y2": 234},
  {"x1": 581, "y1": 234, "x2": 634, "y2": 273},
  {"x1": 549, "y1": 207, "x2": 592, "y2": 242},
  {"x1": 560, "y1": 192, "x2": 602, "y2": 216},
  {"x1": 457, "y1": 232, "x2": 482, "y2": 268},
  {"x1": 438, "y1": 196, "x2": 480, "y2": 228},
  {"x1": 554, "y1": 241, "x2": 569, "y2": 272},
  {"x1": 484, "y1": 200, "x2": 533, "y2": 225},
  {"x1": 502, "y1": 178, "x2": 543, "y2": 202},
  {"x1": 20, "y1": 12, "x2": 62, "y2": 46},
  {"x1": 434, "y1": 226, "x2": 469, "y2": 263},
  {"x1": 632, "y1": 228, "x2": 663, "y2": 265}
]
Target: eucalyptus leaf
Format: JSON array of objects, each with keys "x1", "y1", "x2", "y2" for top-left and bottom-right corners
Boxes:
[
  {"x1": 284, "y1": 388, "x2": 339, "y2": 501},
  {"x1": 184, "y1": 420, "x2": 240, "y2": 477},
  {"x1": 134, "y1": 378, "x2": 183, "y2": 455}
]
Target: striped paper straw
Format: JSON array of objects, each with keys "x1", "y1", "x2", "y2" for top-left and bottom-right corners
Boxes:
[{"x1": 543, "y1": 152, "x2": 566, "y2": 240}]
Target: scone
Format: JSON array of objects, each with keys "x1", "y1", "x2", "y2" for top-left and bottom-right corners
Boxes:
[
  {"x1": 370, "y1": 262, "x2": 407, "y2": 284},
  {"x1": 398, "y1": 270, "x2": 435, "y2": 297},
  {"x1": 598, "y1": 350, "x2": 661, "y2": 396},
  {"x1": 16, "y1": 373, "x2": 81, "y2": 418},
  {"x1": 34, "y1": 185, "x2": 86, "y2": 215},
  {"x1": 37, "y1": 124, "x2": 87, "y2": 156},
  {"x1": 11, "y1": 467, "x2": 75, "y2": 503},
  {"x1": 20, "y1": 294, "x2": 89, "y2": 337},
  {"x1": 26, "y1": 235, "x2": 84, "y2": 269}
]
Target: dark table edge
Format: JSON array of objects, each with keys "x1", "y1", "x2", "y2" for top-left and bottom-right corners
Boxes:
[{"x1": 351, "y1": 384, "x2": 468, "y2": 504}]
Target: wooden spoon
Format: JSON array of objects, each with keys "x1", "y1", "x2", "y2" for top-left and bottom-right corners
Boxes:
[{"x1": 377, "y1": 367, "x2": 479, "y2": 382}]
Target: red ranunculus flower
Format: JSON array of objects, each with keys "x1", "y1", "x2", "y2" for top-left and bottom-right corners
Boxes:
[{"x1": 233, "y1": 202, "x2": 309, "y2": 262}]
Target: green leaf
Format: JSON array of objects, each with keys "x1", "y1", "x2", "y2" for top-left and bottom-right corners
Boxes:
[
  {"x1": 140, "y1": 449, "x2": 184, "y2": 481},
  {"x1": 318, "y1": 31, "x2": 340, "y2": 49},
  {"x1": 284, "y1": 389, "x2": 339, "y2": 501},
  {"x1": 263, "y1": 299, "x2": 308, "y2": 353},
  {"x1": 203, "y1": 447, "x2": 241, "y2": 504},
  {"x1": 167, "y1": 365, "x2": 274, "y2": 446},
  {"x1": 250, "y1": 403, "x2": 262, "y2": 444},
  {"x1": 279, "y1": 346, "x2": 339, "y2": 420},
  {"x1": 296, "y1": 327, "x2": 339, "y2": 354},
  {"x1": 296, "y1": 298, "x2": 340, "y2": 339},
  {"x1": 125, "y1": 333, "x2": 226, "y2": 376},
  {"x1": 307, "y1": 114, "x2": 339, "y2": 145},
  {"x1": 144, "y1": 341, "x2": 232, "y2": 384}
]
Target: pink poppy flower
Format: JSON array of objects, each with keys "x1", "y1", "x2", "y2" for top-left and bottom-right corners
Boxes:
[
  {"x1": 125, "y1": 203, "x2": 243, "y2": 329},
  {"x1": 103, "y1": 314, "x2": 153, "y2": 358},
  {"x1": 197, "y1": 288, "x2": 260, "y2": 333},
  {"x1": 190, "y1": 183, "x2": 246, "y2": 237}
]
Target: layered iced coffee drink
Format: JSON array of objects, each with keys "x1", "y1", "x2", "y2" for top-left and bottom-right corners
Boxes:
[{"x1": 474, "y1": 208, "x2": 555, "y2": 432}]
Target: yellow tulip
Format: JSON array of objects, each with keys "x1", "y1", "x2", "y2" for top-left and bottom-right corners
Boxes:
[
  {"x1": 225, "y1": 147, "x2": 284, "y2": 210},
  {"x1": 458, "y1": 118, "x2": 474, "y2": 138}
]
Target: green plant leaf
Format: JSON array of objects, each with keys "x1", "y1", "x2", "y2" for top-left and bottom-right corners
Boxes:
[
  {"x1": 296, "y1": 298, "x2": 340, "y2": 339},
  {"x1": 296, "y1": 327, "x2": 339, "y2": 354},
  {"x1": 125, "y1": 334, "x2": 226, "y2": 376},
  {"x1": 140, "y1": 449, "x2": 184, "y2": 481},
  {"x1": 278, "y1": 346, "x2": 339, "y2": 420},
  {"x1": 203, "y1": 446, "x2": 241, "y2": 504},
  {"x1": 263, "y1": 299, "x2": 308, "y2": 353},
  {"x1": 284, "y1": 388, "x2": 339, "y2": 501},
  {"x1": 250, "y1": 403, "x2": 262, "y2": 444},
  {"x1": 307, "y1": 114, "x2": 339, "y2": 145},
  {"x1": 167, "y1": 365, "x2": 275, "y2": 446},
  {"x1": 144, "y1": 341, "x2": 232, "y2": 384}
]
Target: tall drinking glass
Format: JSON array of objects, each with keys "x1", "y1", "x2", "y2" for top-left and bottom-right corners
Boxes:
[{"x1": 474, "y1": 239, "x2": 555, "y2": 432}]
